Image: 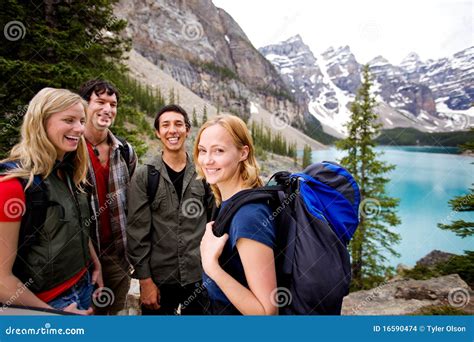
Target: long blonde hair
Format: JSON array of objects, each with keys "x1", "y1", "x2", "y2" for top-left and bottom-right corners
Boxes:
[
  {"x1": 0, "y1": 88, "x2": 88, "y2": 189},
  {"x1": 193, "y1": 114, "x2": 263, "y2": 205}
]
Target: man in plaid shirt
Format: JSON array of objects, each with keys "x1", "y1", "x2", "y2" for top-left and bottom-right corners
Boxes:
[{"x1": 80, "y1": 79, "x2": 137, "y2": 315}]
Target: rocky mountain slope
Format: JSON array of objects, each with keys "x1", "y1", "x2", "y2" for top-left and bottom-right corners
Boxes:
[
  {"x1": 260, "y1": 36, "x2": 473, "y2": 136},
  {"x1": 114, "y1": 0, "x2": 301, "y2": 123},
  {"x1": 125, "y1": 49, "x2": 323, "y2": 152}
]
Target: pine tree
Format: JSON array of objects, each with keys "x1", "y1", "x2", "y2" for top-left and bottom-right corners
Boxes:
[
  {"x1": 437, "y1": 189, "x2": 474, "y2": 238},
  {"x1": 192, "y1": 108, "x2": 198, "y2": 127},
  {"x1": 336, "y1": 65, "x2": 401, "y2": 290},
  {"x1": 289, "y1": 142, "x2": 298, "y2": 166},
  {"x1": 438, "y1": 140, "x2": 474, "y2": 238},
  {"x1": 168, "y1": 88, "x2": 175, "y2": 104},
  {"x1": 302, "y1": 144, "x2": 312, "y2": 168},
  {"x1": 202, "y1": 105, "x2": 208, "y2": 125},
  {"x1": 0, "y1": 0, "x2": 130, "y2": 158}
]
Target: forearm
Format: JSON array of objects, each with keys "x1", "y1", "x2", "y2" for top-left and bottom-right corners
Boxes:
[
  {"x1": 88, "y1": 240, "x2": 100, "y2": 266},
  {"x1": 208, "y1": 266, "x2": 270, "y2": 315},
  {"x1": 0, "y1": 274, "x2": 51, "y2": 309}
]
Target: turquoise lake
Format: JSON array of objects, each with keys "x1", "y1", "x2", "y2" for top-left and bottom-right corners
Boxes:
[{"x1": 311, "y1": 146, "x2": 474, "y2": 267}]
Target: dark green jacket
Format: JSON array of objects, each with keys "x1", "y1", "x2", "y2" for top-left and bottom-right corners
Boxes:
[
  {"x1": 127, "y1": 153, "x2": 207, "y2": 286},
  {"x1": 13, "y1": 172, "x2": 91, "y2": 293}
]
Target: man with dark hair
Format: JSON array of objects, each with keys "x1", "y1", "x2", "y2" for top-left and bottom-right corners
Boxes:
[
  {"x1": 127, "y1": 104, "x2": 211, "y2": 315},
  {"x1": 79, "y1": 79, "x2": 137, "y2": 315}
]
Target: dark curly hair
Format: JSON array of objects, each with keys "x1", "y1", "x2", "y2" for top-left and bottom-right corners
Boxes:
[{"x1": 78, "y1": 79, "x2": 120, "y2": 103}]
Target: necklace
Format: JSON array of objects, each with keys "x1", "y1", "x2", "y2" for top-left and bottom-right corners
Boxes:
[{"x1": 86, "y1": 136, "x2": 108, "y2": 157}]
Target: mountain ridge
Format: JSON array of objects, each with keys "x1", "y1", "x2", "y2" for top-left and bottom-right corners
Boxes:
[{"x1": 260, "y1": 35, "x2": 473, "y2": 136}]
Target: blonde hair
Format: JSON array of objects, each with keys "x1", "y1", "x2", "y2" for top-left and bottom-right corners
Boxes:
[
  {"x1": 1, "y1": 87, "x2": 88, "y2": 189},
  {"x1": 193, "y1": 114, "x2": 263, "y2": 205}
]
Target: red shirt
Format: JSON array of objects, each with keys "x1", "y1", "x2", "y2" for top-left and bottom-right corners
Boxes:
[
  {"x1": 36, "y1": 268, "x2": 88, "y2": 303},
  {"x1": 0, "y1": 177, "x2": 25, "y2": 221},
  {"x1": 86, "y1": 142, "x2": 113, "y2": 247},
  {"x1": 0, "y1": 176, "x2": 87, "y2": 302}
]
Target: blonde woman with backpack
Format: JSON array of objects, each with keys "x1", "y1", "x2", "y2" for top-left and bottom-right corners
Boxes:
[
  {"x1": 194, "y1": 114, "x2": 278, "y2": 315},
  {"x1": 0, "y1": 88, "x2": 102, "y2": 315}
]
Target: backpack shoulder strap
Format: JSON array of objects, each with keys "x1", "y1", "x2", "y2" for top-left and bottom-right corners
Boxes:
[
  {"x1": 20, "y1": 176, "x2": 49, "y2": 247},
  {"x1": 202, "y1": 179, "x2": 216, "y2": 222},
  {"x1": 0, "y1": 162, "x2": 49, "y2": 248},
  {"x1": 146, "y1": 164, "x2": 160, "y2": 205},
  {"x1": 116, "y1": 136, "x2": 131, "y2": 174},
  {"x1": 212, "y1": 187, "x2": 283, "y2": 237}
]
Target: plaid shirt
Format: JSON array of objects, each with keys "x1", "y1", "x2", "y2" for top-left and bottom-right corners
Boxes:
[{"x1": 87, "y1": 131, "x2": 137, "y2": 270}]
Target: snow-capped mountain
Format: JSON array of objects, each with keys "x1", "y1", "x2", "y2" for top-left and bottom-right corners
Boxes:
[{"x1": 260, "y1": 36, "x2": 473, "y2": 136}]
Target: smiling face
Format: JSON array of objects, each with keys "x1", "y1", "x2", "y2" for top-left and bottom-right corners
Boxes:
[
  {"x1": 45, "y1": 102, "x2": 86, "y2": 160},
  {"x1": 197, "y1": 124, "x2": 248, "y2": 191},
  {"x1": 156, "y1": 111, "x2": 190, "y2": 153},
  {"x1": 86, "y1": 91, "x2": 117, "y2": 130}
]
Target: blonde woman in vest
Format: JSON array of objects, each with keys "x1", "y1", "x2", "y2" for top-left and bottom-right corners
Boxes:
[
  {"x1": 0, "y1": 88, "x2": 102, "y2": 314},
  {"x1": 194, "y1": 115, "x2": 277, "y2": 315}
]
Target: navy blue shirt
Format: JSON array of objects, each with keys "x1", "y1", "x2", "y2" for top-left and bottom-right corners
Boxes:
[{"x1": 203, "y1": 199, "x2": 276, "y2": 304}]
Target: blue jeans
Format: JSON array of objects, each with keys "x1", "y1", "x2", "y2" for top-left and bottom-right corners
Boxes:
[{"x1": 47, "y1": 272, "x2": 94, "y2": 311}]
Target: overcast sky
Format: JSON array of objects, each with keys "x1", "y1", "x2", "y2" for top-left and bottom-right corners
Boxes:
[{"x1": 212, "y1": 0, "x2": 473, "y2": 65}]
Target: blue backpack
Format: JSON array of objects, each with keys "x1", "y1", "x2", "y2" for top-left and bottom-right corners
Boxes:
[{"x1": 212, "y1": 161, "x2": 360, "y2": 315}]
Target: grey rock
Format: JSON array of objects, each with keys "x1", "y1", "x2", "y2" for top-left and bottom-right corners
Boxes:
[{"x1": 342, "y1": 274, "x2": 472, "y2": 315}]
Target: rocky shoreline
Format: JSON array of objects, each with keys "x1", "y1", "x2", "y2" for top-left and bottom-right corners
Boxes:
[
  {"x1": 342, "y1": 274, "x2": 472, "y2": 315},
  {"x1": 121, "y1": 249, "x2": 472, "y2": 316}
]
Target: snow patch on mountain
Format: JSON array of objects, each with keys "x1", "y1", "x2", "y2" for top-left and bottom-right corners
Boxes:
[{"x1": 261, "y1": 34, "x2": 473, "y2": 136}]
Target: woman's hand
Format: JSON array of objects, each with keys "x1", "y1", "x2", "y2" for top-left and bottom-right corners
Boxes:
[
  {"x1": 63, "y1": 302, "x2": 93, "y2": 315},
  {"x1": 200, "y1": 221, "x2": 229, "y2": 278},
  {"x1": 91, "y1": 262, "x2": 103, "y2": 288},
  {"x1": 88, "y1": 240, "x2": 103, "y2": 300}
]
